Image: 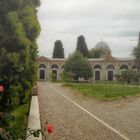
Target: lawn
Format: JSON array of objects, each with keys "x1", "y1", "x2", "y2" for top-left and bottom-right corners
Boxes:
[{"x1": 66, "y1": 83, "x2": 140, "y2": 99}]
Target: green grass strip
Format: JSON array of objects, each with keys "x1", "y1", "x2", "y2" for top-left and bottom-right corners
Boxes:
[{"x1": 67, "y1": 83, "x2": 140, "y2": 99}]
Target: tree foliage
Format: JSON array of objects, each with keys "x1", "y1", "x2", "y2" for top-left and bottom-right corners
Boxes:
[
  {"x1": 76, "y1": 35, "x2": 89, "y2": 57},
  {"x1": 63, "y1": 51, "x2": 93, "y2": 82},
  {"x1": 115, "y1": 70, "x2": 140, "y2": 84},
  {"x1": 52, "y1": 40, "x2": 65, "y2": 58},
  {"x1": 88, "y1": 48, "x2": 102, "y2": 58},
  {"x1": 0, "y1": 0, "x2": 40, "y2": 111},
  {"x1": 133, "y1": 34, "x2": 140, "y2": 71}
]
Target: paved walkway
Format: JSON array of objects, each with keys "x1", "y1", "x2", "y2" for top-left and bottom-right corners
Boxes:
[{"x1": 38, "y1": 82, "x2": 140, "y2": 140}]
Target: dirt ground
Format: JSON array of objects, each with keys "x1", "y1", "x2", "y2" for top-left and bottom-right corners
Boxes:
[{"x1": 38, "y1": 82, "x2": 140, "y2": 140}]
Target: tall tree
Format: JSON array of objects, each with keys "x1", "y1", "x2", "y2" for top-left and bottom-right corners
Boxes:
[
  {"x1": 63, "y1": 51, "x2": 93, "y2": 82},
  {"x1": 76, "y1": 35, "x2": 89, "y2": 57},
  {"x1": 133, "y1": 32, "x2": 140, "y2": 71},
  {"x1": 0, "y1": 0, "x2": 40, "y2": 110},
  {"x1": 52, "y1": 40, "x2": 65, "y2": 58}
]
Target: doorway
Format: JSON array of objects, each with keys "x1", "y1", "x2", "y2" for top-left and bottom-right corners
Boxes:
[
  {"x1": 95, "y1": 71, "x2": 100, "y2": 81},
  {"x1": 40, "y1": 69, "x2": 45, "y2": 80},
  {"x1": 108, "y1": 71, "x2": 113, "y2": 81},
  {"x1": 52, "y1": 70, "x2": 57, "y2": 80}
]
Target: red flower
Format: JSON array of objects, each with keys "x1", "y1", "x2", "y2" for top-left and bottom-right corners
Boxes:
[
  {"x1": 0, "y1": 85, "x2": 4, "y2": 92},
  {"x1": 47, "y1": 124, "x2": 53, "y2": 134}
]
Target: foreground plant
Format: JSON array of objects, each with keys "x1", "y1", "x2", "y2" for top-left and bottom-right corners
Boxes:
[
  {"x1": 0, "y1": 112, "x2": 54, "y2": 140},
  {"x1": 26, "y1": 121, "x2": 54, "y2": 139},
  {"x1": 43, "y1": 121, "x2": 54, "y2": 140},
  {"x1": 0, "y1": 112, "x2": 16, "y2": 140}
]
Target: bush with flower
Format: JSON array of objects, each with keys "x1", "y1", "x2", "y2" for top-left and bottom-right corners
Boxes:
[
  {"x1": 24, "y1": 121, "x2": 54, "y2": 140},
  {"x1": 0, "y1": 114, "x2": 54, "y2": 140},
  {"x1": 0, "y1": 0, "x2": 42, "y2": 139},
  {"x1": 26, "y1": 121, "x2": 54, "y2": 139}
]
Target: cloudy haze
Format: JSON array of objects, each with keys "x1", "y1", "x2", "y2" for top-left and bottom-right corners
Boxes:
[{"x1": 37, "y1": 0, "x2": 140, "y2": 58}]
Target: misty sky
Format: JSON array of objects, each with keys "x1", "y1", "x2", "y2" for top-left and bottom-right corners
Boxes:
[{"x1": 37, "y1": 0, "x2": 140, "y2": 58}]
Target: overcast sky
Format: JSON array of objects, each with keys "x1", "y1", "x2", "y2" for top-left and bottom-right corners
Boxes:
[{"x1": 37, "y1": 0, "x2": 140, "y2": 58}]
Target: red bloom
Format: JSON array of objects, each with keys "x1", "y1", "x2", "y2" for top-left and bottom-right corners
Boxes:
[
  {"x1": 0, "y1": 85, "x2": 4, "y2": 92},
  {"x1": 47, "y1": 124, "x2": 53, "y2": 134}
]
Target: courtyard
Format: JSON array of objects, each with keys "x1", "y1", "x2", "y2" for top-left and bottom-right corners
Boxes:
[{"x1": 38, "y1": 82, "x2": 140, "y2": 140}]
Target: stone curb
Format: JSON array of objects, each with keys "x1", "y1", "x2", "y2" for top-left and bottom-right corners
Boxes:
[{"x1": 26, "y1": 96, "x2": 42, "y2": 140}]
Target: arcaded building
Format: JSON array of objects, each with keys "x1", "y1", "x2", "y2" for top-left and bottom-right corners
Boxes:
[{"x1": 37, "y1": 41, "x2": 136, "y2": 81}]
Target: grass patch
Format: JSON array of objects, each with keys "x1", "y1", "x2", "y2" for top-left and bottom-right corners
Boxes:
[
  {"x1": 11, "y1": 103, "x2": 30, "y2": 139},
  {"x1": 66, "y1": 83, "x2": 140, "y2": 99}
]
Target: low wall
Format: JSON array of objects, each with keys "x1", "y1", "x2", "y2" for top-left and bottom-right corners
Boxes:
[{"x1": 26, "y1": 96, "x2": 42, "y2": 140}]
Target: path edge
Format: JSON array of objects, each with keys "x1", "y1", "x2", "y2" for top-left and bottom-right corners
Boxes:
[{"x1": 26, "y1": 95, "x2": 42, "y2": 140}]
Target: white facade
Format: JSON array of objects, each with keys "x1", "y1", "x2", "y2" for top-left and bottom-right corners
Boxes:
[{"x1": 37, "y1": 56, "x2": 135, "y2": 81}]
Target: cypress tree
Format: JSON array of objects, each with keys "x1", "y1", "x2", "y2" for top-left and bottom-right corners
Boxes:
[
  {"x1": 52, "y1": 40, "x2": 65, "y2": 58},
  {"x1": 76, "y1": 35, "x2": 89, "y2": 57}
]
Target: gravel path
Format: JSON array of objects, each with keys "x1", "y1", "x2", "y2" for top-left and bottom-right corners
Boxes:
[{"x1": 38, "y1": 82, "x2": 140, "y2": 140}]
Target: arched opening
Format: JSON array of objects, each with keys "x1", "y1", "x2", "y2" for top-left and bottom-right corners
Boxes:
[
  {"x1": 51, "y1": 64, "x2": 58, "y2": 69},
  {"x1": 107, "y1": 64, "x2": 114, "y2": 81},
  {"x1": 95, "y1": 71, "x2": 100, "y2": 81},
  {"x1": 120, "y1": 65, "x2": 128, "y2": 70},
  {"x1": 39, "y1": 64, "x2": 46, "y2": 80},
  {"x1": 52, "y1": 70, "x2": 57, "y2": 80},
  {"x1": 131, "y1": 65, "x2": 137, "y2": 73},
  {"x1": 94, "y1": 65, "x2": 102, "y2": 69},
  {"x1": 39, "y1": 64, "x2": 46, "y2": 69},
  {"x1": 107, "y1": 64, "x2": 114, "y2": 69},
  {"x1": 94, "y1": 65, "x2": 102, "y2": 81},
  {"x1": 120, "y1": 64, "x2": 128, "y2": 74},
  {"x1": 40, "y1": 70, "x2": 45, "y2": 80},
  {"x1": 108, "y1": 71, "x2": 113, "y2": 81},
  {"x1": 51, "y1": 64, "x2": 58, "y2": 80}
]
